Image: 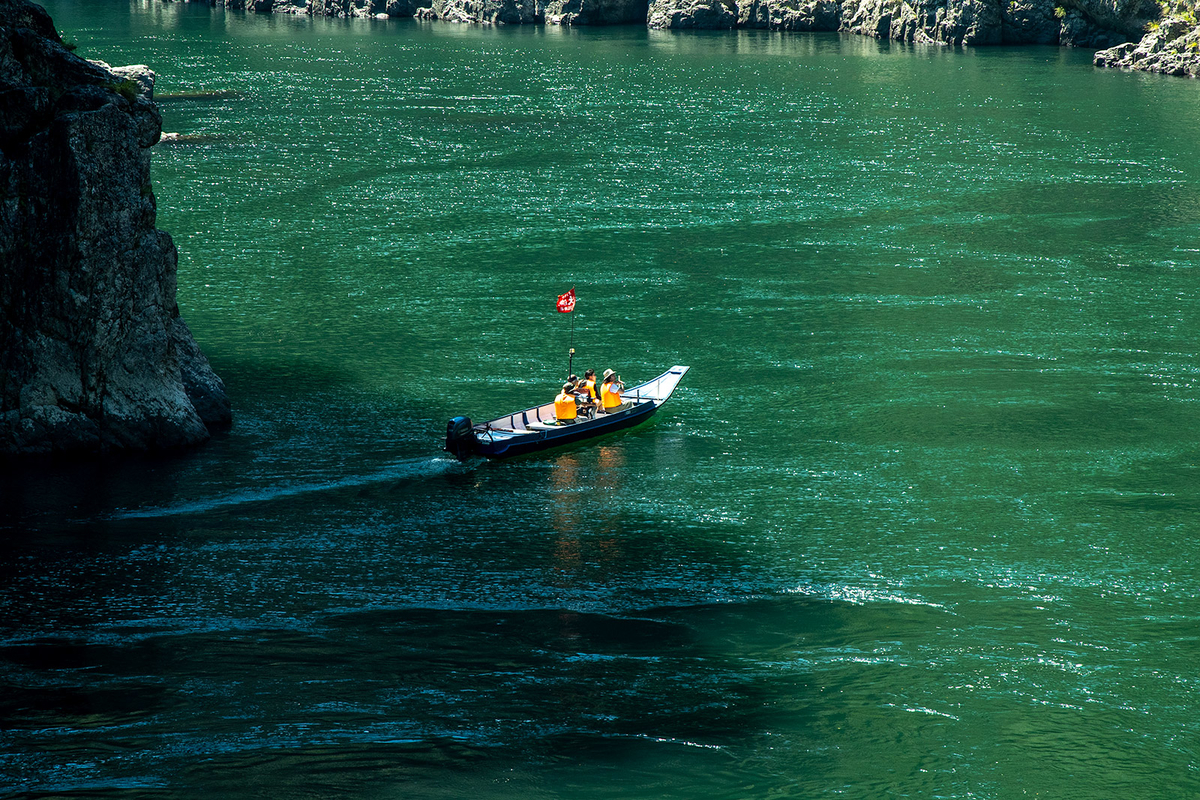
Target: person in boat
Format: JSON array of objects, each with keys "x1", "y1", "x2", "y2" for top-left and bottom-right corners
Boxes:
[
  {"x1": 554, "y1": 381, "x2": 579, "y2": 425},
  {"x1": 566, "y1": 374, "x2": 592, "y2": 417},
  {"x1": 579, "y1": 369, "x2": 599, "y2": 418},
  {"x1": 599, "y1": 369, "x2": 625, "y2": 414}
]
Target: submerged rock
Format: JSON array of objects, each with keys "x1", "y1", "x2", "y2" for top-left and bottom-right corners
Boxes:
[{"x1": 0, "y1": 0, "x2": 230, "y2": 455}]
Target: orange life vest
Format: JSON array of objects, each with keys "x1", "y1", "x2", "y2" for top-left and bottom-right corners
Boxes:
[
  {"x1": 601, "y1": 381, "x2": 621, "y2": 409},
  {"x1": 584, "y1": 379, "x2": 597, "y2": 401},
  {"x1": 554, "y1": 391, "x2": 577, "y2": 420}
]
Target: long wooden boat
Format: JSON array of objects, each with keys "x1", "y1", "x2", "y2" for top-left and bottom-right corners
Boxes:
[{"x1": 445, "y1": 365, "x2": 690, "y2": 459}]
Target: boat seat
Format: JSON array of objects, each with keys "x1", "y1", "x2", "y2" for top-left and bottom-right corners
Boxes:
[
  {"x1": 529, "y1": 421, "x2": 571, "y2": 431},
  {"x1": 598, "y1": 402, "x2": 632, "y2": 415}
]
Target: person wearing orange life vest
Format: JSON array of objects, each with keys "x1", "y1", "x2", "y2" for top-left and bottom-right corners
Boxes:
[
  {"x1": 566, "y1": 374, "x2": 593, "y2": 418},
  {"x1": 579, "y1": 369, "x2": 599, "y2": 417},
  {"x1": 599, "y1": 368, "x2": 624, "y2": 413},
  {"x1": 554, "y1": 382, "x2": 579, "y2": 424}
]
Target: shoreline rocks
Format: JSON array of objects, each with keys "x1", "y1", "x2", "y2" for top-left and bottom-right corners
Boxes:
[
  {"x1": 157, "y1": 0, "x2": 1200, "y2": 75},
  {"x1": 1, "y1": 0, "x2": 231, "y2": 456},
  {"x1": 1094, "y1": 6, "x2": 1200, "y2": 75}
]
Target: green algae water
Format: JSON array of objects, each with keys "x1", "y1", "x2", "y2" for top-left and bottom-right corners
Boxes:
[{"x1": 5, "y1": 2, "x2": 1200, "y2": 796}]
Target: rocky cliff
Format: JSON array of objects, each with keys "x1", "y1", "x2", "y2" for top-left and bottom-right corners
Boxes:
[
  {"x1": 164, "y1": 0, "x2": 1200, "y2": 70},
  {"x1": 1, "y1": 0, "x2": 230, "y2": 455}
]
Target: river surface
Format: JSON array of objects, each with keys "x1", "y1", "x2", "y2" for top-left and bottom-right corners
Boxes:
[{"x1": 4, "y1": 2, "x2": 1200, "y2": 797}]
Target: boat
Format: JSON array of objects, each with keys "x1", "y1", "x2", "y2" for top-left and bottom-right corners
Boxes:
[{"x1": 444, "y1": 365, "x2": 690, "y2": 459}]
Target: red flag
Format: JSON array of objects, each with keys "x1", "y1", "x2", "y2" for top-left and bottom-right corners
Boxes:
[{"x1": 556, "y1": 287, "x2": 576, "y2": 313}]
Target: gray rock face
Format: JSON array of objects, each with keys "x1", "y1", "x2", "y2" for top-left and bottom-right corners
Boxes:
[
  {"x1": 840, "y1": 0, "x2": 1005, "y2": 44},
  {"x1": 431, "y1": 0, "x2": 539, "y2": 22},
  {"x1": 641, "y1": 0, "x2": 1112, "y2": 42},
  {"x1": 648, "y1": 0, "x2": 738, "y2": 28},
  {"x1": 181, "y1": 0, "x2": 435, "y2": 16},
  {"x1": 544, "y1": 0, "x2": 649, "y2": 24},
  {"x1": 367, "y1": 0, "x2": 435, "y2": 15},
  {"x1": 307, "y1": 0, "x2": 361, "y2": 15},
  {"x1": 738, "y1": 0, "x2": 841, "y2": 30},
  {"x1": 836, "y1": 0, "x2": 1149, "y2": 45},
  {"x1": 1000, "y1": 0, "x2": 1059, "y2": 44},
  {"x1": 0, "y1": 0, "x2": 230, "y2": 455},
  {"x1": 1070, "y1": 0, "x2": 1159, "y2": 37},
  {"x1": 1059, "y1": 7, "x2": 1129, "y2": 46}
]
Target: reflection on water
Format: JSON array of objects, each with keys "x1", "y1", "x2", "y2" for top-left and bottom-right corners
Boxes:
[{"x1": 550, "y1": 447, "x2": 627, "y2": 587}]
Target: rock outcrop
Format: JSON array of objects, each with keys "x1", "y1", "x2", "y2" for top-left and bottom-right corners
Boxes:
[
  {"x1": 1095, "y1": 2, "x2": 1200, "y2": 75},
  {"x1": 0, "y1": 0, "x2": 230, "y2": 455}
]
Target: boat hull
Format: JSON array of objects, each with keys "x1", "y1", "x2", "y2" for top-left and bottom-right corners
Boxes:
[
  {"x1": 445, "y1": 365, "x2": 689, "y2": 460},
  {"x1": 475, "y1": 401, "x2": 658, "y2": 458}
]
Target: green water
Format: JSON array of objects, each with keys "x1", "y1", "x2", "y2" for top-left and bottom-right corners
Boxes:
[{"x1": 4, "y1": 2, "x2": 1200, "y2": 797}]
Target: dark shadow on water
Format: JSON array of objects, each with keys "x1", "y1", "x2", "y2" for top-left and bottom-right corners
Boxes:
[
  {"x1": 0, "y1": 596, "x2": 937, "y2": 798},
  {"x1": 0, "y1": 353, "x2": 452, "y2": 532}
]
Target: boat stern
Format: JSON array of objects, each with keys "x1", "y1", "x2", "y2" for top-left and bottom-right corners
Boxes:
[{"x1": 444, "y1": 415, "x2": 478, "y2": 460}]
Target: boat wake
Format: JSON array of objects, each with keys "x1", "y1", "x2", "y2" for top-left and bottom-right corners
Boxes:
[{"x1": 109, "y1": 457, "x2": 466, "y2": 520}]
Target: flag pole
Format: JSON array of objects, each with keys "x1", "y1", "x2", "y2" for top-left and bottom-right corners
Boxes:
[{"x1": 567, "y1": 285, "x2": 576, "y2": 378}]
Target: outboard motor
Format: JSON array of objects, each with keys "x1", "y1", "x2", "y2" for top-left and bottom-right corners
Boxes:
[{"x1": 445, "y1": 416, "x2": 477, "y2": 461}]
